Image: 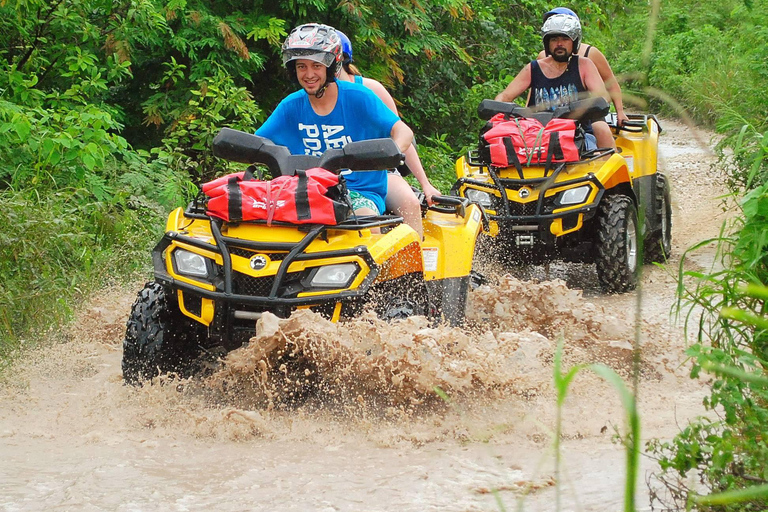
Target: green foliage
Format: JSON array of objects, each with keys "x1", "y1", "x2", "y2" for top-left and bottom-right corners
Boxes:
[
  {"x1": 600, "y1": 8, "x2": 768, "y2": 505},
  {"x1": 716, "y1": 123, "x2": 768, "y2": 192},
  {"x1": 606, "y1": 0, "x2": 768, "y2": 136},
  {"x1": 414, "y1": 134, "x2": 461, "y2": 193},
  {"x1": 145, "y1": 66, "x2": 263, "y2": 184},
  {"x1": 1, "y1": 4, "x2": 767, "y2": 508},
  {"x1": 0, "y1": 188, "x2": 162, "y2": 360},
  {"x1": 650, "y1": 182, "x2": 768, "y2": 509},
  {"x1": 604, "y1": 7, "x2": 768, "y2": 506}
]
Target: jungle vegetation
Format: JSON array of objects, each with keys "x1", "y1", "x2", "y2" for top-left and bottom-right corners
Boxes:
[{"x1": 1, "y1": 0, "x2": 766, "y2": 508}]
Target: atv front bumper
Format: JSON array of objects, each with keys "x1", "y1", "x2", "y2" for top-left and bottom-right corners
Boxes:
[
  {"x1": 453, "y1": 160, "x2": 606, "y2": 251},
  {"x1": 153, "y1": 219, "x2": 387, "y2": 344}
]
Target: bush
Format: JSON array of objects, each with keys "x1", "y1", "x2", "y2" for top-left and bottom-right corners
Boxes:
[{"x1": 0, "y1": 188, "x2": 162, "y2": 360}]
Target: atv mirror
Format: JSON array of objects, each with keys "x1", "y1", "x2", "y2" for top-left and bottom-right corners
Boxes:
[
  {"x1": 212, "y1": 128, "x2": 291, "y2": 170},
  {"x1": 317, "y1": 138, "x2": 405, "y2": 172}
]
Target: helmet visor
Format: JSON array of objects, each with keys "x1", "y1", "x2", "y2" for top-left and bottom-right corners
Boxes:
[{"x1": 282, "y1": 49, "x2": 335, "y2": 68}]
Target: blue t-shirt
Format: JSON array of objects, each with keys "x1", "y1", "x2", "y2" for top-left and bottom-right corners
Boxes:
[{"x1": 256, "y1": 80, "x2": 400, "y2": 214}]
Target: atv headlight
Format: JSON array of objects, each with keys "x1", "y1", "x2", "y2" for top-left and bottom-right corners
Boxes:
[
  {"x1": 558, "y1": 186, "x2": 591, "y2": 205},
  {"x1": 465, "y1": 188, "x2": 493, "y2": 208},
  {"x1": 308, "y1": 263, "x2": 358, "y2": 288},
  {"x1": 173, "y1": 249, "x2": 210, "y2": 278}
]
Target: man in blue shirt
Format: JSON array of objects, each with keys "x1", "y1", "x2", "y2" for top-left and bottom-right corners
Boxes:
[{"x1": 256, "y1": 23, "x2": 414, "y2": 219}]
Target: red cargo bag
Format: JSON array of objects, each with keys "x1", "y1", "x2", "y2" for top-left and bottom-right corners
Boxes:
[
  {"x1": 203, "y1": 168, "x2": 351, "y2": 225},
  {"x1": 479, "y1": 114, "x2": 584, "y2": 168}
]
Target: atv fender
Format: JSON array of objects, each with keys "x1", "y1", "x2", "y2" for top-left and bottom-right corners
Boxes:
[
  {"x1": 455, "y1": 155, "x2": 474, "y2": 180},
  {"x1": 594, "y1": 154, "x2": 634, "y2": 194},
  {"x1": 422, "y1": 203, "x2": 484, "y2": 280},
  {"x1": 368, "y1": 224, "x2": 424, "y2": 280},
  {"x1": 166, "y1": 207, "x2": 188, "y2": 232}
]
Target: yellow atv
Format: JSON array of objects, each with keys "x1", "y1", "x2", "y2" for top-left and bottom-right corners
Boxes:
[
  {"x1": 451, "y1": 98, "x2": 669, "y2": 293},
  {"x1": 122, "y1": 129, "x2": 483, "y2": 384}
]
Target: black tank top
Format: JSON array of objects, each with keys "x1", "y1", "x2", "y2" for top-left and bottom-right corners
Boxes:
[{"x1": 527, "y1": 55, "x2": 586, "y2": 110}]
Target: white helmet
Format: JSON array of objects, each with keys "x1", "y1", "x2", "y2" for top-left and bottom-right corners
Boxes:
[
  {"x1": 282, "y1": 23, "x2": 343, "y2": 93},
  {"x1": 541, "y1": 14, "x2": 582, "y2": 55}
]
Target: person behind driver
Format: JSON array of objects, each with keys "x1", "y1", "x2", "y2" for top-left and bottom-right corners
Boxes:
[
  {"x1": 334, "y1": 29, "x2": 440, "y2": 239},
  {"x1": 495, "y1": 14, "x2": 615, "y2": 150},
  {"x1": 255, "y1": 23, "x2": 414, "y2": 224}
]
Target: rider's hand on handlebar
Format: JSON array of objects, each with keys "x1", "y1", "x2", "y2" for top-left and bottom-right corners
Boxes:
[
  {"x1": 422, "y1": 183, "x2": 441, "y2": 206},
  {"x1": 617, "y1": 112, "x2": 629, "y2": 127}
]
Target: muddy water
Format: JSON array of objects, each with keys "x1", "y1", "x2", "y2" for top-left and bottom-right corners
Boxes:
[{"x1": 0, "y1": 120, "x2": 730, "y2": 511}]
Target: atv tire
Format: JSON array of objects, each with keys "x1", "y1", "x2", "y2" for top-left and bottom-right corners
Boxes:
[
  {"x1": 122, "y1": 282, "x2": 206, "y2": 385},
  {"x1": 644, "y1": 173, "x2": 672, "y2": 263},
  {"x1": 374, "y1": 274, "x2": 433, "y2": 322},
  {"x1": 595, "y1": 195, "x2": 640, "y2": 293}
]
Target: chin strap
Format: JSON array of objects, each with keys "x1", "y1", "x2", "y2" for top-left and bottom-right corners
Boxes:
[{"x1": 313, "y1": 76, "x2": 337, "y2": 99}]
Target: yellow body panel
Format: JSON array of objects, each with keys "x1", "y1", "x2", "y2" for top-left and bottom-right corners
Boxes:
[
  {"x1": 177, "y1": 292, "x2": 215, "y2": 326},
  {"x1": 615, "y1": 117, "x2": 660, "y2": 180},
  {"x1": 422, "y1": 203, "x2": 484, "y2": 280},
  {"x1": 161, "y1": 199, "x2": 480, "y2": 324},
  {"x1": 455, "y1": 118, "x2": 660, "y2": 240}
]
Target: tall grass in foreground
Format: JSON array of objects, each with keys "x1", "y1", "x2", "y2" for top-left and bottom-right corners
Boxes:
[
  {"x1": 0, "y1": 189, "x2": 161, "y2": 363},
  {"x1": 551, "y1": 337, "x2": 641, "y2": 512},
  {"x1": 647, "y1": 143, "x2": 768, "y2": 509}
]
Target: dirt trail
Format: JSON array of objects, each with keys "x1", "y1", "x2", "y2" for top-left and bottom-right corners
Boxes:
[{"x1": 0, "y1": 120, "x2": 732, "y2": 512}]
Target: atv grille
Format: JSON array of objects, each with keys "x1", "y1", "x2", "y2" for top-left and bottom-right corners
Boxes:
[
  {"x1": 232, "y1": 273, "x2": 275, "y2": 296},
  {"x1": 231, "y1": 271, "x2": 303, "y2": 297},
  {"x1": 229, "y1": 247, "x2": 287, "y2": 261},
  {"x1": 507, "y1": 201, "x2": 538, "y2": 217}
]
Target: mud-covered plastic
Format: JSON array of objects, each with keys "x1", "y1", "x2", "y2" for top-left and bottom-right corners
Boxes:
[{"x1": 212, "y1": 128, "x2": 405, "y2": 178}]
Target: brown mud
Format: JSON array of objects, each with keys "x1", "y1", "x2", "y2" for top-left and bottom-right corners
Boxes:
[{"x1": 0, "y1": 120, "x2": 732, "y2": 511}]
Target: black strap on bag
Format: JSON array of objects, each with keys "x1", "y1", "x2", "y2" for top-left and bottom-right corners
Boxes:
[
  {"x1": 294, "y1": 170, "x2": 311, "y2": 221},
  {"x1": 227, "y1": 175, "x2": 243, "y2": 222},
  {"x1": 549, "y1": 132, "x2": 565, "y2": 161},
  {"x1": 501, "y1": 137, "x2": 524, "y2": 179},
  {"x1": 544, "y1": 137, "x2": 555, "y2": 177}
]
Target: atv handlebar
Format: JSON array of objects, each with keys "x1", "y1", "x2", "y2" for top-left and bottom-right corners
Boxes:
[
  {"x1": 477, "y1": 97, "x2": 610, "y2": 125},
  {"x1": 212, "y1": 128, "x2": 405, "y2": 178},
  {"x1": 428, "y1": 195, "x2": 471, "y2": 216},
  {"x1": 606, "y1": 113, "x2": 663, "y2": 135},
  {"x1": 618, "y1": 120, "x2": 646, "y2": 133}
]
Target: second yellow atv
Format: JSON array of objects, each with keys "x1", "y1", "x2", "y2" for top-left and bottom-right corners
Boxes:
[
  {"x1": 122, "y1": 129, "x2": 484, "y2": 384},
  {"x1": 451, "y1": 98, "x2": 670, "y2": 293}
]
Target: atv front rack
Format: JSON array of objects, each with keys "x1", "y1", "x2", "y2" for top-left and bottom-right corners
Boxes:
[
  {"x1": 152, "y1": 213, "x2": 413, "y2": 344},
  {"x1": 464, "y1": 147, "x2": 615, "y2": 176},
  {"x1": 454, "y1": 163, "x2": 606, "y2": 224}
]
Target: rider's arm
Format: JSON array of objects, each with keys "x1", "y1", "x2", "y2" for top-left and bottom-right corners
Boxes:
[
  {"x1": 364, "y1": 77, "x2": 439, "y2": 201},
  {"x1": 580, "y1": 58, "x2": 610, "y2": 102},
  {"x1": 390, "y1": 120, "x2": 414, "y2": 154},
  {"x1": 495, "y1": 64, "x2": 532, "y2": 103},
  {"x1": 403, "y1": 143, "x2": 441, "y2": 203},
  {"x1": 587, "y1": 47, "x2": 628, "y2": 124}
]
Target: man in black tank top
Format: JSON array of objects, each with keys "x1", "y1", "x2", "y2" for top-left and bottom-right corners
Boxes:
[
  {"x1": 495, "y1": 14, "x2": 615, "y2": 150},
  {"x1": 528, "y1": 54, "x2": 586, "y2": 110}
]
